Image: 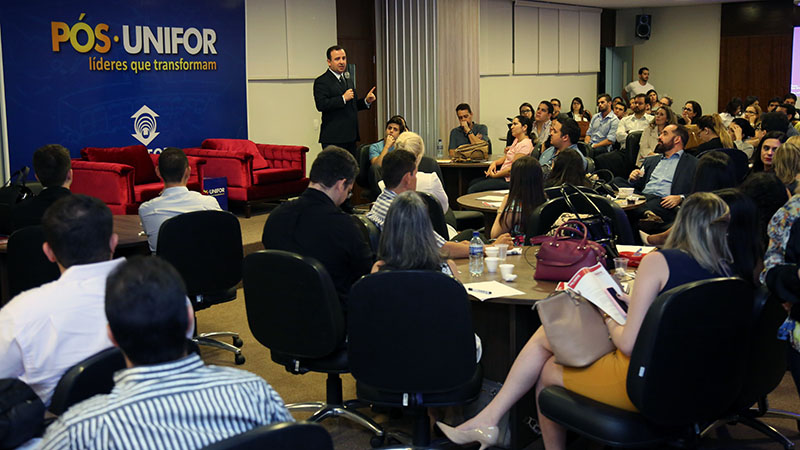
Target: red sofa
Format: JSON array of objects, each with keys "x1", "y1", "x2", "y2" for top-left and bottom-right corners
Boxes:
[
  {"x1": 183, "y1": 139, "x2": 309, "y2": 217},
  {"x1": 71, "y1": 145, "x2": 207, "y2": 215}
]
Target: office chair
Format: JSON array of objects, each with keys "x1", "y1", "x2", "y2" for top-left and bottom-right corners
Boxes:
[
  {"x1": 49, "y1": 347, "x2": 125, "y2": 415},
  {"x1": 526, "y1": 188, "x2": 634, "y2": 244},
  {"x1": 157, "y1": 210, "x2": 244, "y2": 364},
  {"x1": 7, "y1": 225, "x2": 60, "y2": 299},
  {"x1": 538, "y1": 278, "x2": 753, "y2": 448},
  {"x1": 348, "y1": 270, "x2": 482, "y2": 447},
  {"x1": 202, "y1": 422, "x2": 333, "y2": 450},
  {"x1": 418, "y1": 155, "x2": 484, "y2": 231},
  {"x1": 418, "y1": 191, "x2": 449, "y2": 240},
  {"x1": 701, "y1": 287, "x2": 799, "y2": 449},
  {"x1": 353, "y1": 214, "x2": 381, "y2": 254},
  {"x1": 625, "y1": 131, "x2": 643, "y2": 174},
  {"x1": 242, "y1": 250, "x2": 383, "y2": 443}
]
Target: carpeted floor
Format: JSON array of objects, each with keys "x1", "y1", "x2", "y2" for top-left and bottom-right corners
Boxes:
[{"x1": 194, "y1": 208, "x2": 800, "y2": 449}]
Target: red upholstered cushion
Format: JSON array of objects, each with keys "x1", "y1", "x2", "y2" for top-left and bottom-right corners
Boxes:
[
  {"x1": 82, "y1": 145, "x2": 159, "y2": 185},
  {"x1": 252, "y1": 168, "x2": 304, "y2": 184},
  {"x1": 134, "y1": 182, "x2": 164, "y2": 203},
  {"x1": 202, "y1": 139, "x2": 269, "y2": 170}
]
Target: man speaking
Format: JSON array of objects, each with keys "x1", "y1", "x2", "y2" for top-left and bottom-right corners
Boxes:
[{"x1": 314, "y1": 45, "x2": 377, "y2": 158}]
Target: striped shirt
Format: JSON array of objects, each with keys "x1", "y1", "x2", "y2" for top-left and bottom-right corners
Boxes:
[
  {"x1": 40, "y1": 354, "x2": 293, "y2": 450},
  {"x1": 366, "y1": 189, "x2": 447, "y2": 246}
]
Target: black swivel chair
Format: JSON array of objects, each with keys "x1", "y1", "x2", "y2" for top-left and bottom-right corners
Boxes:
[
  {"x1": 703, "y1": 287, "x2": 798, "y2": 449},
  {"x1": 49, "y1": 347, "x2": 126, "y2": 415},
  {"x1": 625, "y1": 130, "x2": 643, "y2": 174},
  {"x1": 242, "y1": 250, "x2": 383, "y2": 442},
  {"x1": 202, "y1": 422, "x2": 333, "y2": 450},
  {"x1": 157, "y1": 210, "x2": 244, "y2": 364},
  {"x1": 538, "y1": 278, "x2": 753, "y2": 448},
  {"x1": 419, "y1": 192, "x2": 449, "y2": 240},
  {"x1": 356, "y1": 144, "x2": 381, "y2": 202},
  {"x1": 418, "y1": 156, "x2": 484, "y2": 232},
  {"x1": 7, "y1": 225, "x2": 60, "y2": 298},
  {"x1": 348, "y1": 271, "x2": 483, "y2": 447},
  {"x1": 353, "y1": 214, "x2": 381, "y2": 253},
  {"x1": 697, "y1": 147, "x2": 750, "y2": 183},
  {"x1": 526, "y1": 189, "x2": 634, "y2": 244}
]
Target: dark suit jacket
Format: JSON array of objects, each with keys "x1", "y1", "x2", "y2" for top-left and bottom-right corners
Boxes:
[
  {"x1": 9, "y1": 186, "x2": 71, "y2": 232},
  {"x1": 633, "y1": 151, "x2": 698, "y2": 196},
  {"x1": 313, "y1": 69, "x2": 369, "y2": 144}
]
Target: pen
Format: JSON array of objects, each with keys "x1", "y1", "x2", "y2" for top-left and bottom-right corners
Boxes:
[
  {"x1": 633, "y1": 247, "x2": 642, "y2": 256},
  {"x1": 468, "y1": 288, "x2": 492, "y2": 295}
]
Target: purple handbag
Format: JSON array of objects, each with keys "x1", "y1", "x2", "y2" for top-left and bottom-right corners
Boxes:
[{"x1": 530, "y1": 221, "x2": 606, "y2": 281}]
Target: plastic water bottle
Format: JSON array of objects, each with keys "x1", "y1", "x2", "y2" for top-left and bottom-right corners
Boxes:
[
  {"x1": 469, "y1": 231, "x2": 484, "y2": 276},
  {"x1": 436, "y1": 139, "x2": 444, "y2": 159}
]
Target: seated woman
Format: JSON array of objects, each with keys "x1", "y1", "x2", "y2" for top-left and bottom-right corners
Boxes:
[
  {"x1": 749, "y1": 131, "x2": 786, "y2": 175},
  {"x1": 740, "y1": 172, "x2": 790, "y2": 251},
  {"x1": 729, "y1": 118, "x2": 756, "y2": 158},
  {"x1": 467, "y1": 115, "x2": 534, "y2": 193},
  {"x1": 638, "y1": 106, "x2": 677, "y2": 167},
  {"x1": 506, "y1": 102, "x2": 534, "y2": 147},
  {"x1": 678, "y1": 100, "x2": 702, "y2": 126},
  {"x1": 692, "y1": 114, "x2": 734, "y2": 155},
  {"x1": 490, "y1": 156, "x2": 546, "y2": 245},
  {"x1": 543, "y1": 148, "x2": 591, "y2": 189},
  {"x1": 438, "y1": 192, "x2": 733, "y2": 450},
  {"x1": 774, "y1": 139, "x2": 800, "y2": 193},
  {"x1": 567, "y1": 97, "x2": 592, "y2": 122}
]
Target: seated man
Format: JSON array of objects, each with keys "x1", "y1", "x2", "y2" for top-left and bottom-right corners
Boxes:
[
  {"x1": 0, "y1": 195, "x2": 121, "y2": 405},
  {"x1": 367, "y1": 149, "x2": 470, "y2": 258},
  {"x1": 585, "y1": 93, "x2": 620, "y2": 154},
  {"x1": 448, "y1": 103, "x2": 489, "y2": 154},
  {"x1": 615, "y1": 94, "x2": 652, "y2": 149},
  {"x1": 615, "y1": 124, "x2": 698, "y2": 225},
  {"x1": 39, "y1": 256, "x2": 292, "y2": 450},
  {"x1": 262, "y1": 146, "x2": 373, "y2": 305},
  {"x1": 138, "y1": 147, "x2": 221, "y2": 252},
  {"x1": 8, "y1": 144, "x2": 72, "y2": 232},
  {"x1": 369, "y1": 116, "x2": 406, "y2": 167},
  {"x1": 539, "y1": 115, "x2": 586, "y2": 173}
]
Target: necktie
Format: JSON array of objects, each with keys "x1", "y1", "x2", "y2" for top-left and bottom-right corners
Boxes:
[{"x1": 339, "y1": 75, "x2": 346, "y2": 90}]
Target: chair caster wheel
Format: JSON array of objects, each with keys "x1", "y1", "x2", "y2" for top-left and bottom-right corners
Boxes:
[
  {"x1": 233, "y1": 337, "x2": 243, "y2": 347},
  {"x1": 234, "y1": 354, "x2": 245, "y2": 365},
  {"x1": 369, "y1": 435, "x2": 384, "y2": 448}
]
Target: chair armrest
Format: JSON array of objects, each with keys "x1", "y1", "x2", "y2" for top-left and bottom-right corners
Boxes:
[
  {"x1": 257, "y1": 144, "x2": 308, "y2": 172},
  {"x1": 70, "y1": 160, "x2": 136, "y2": 205},
  {"x1": 186, "y1": 156, "x2": 207, "y2": 191},
  {"x1": 183, "y1": 148, "x2": 254, "y2": 188}
]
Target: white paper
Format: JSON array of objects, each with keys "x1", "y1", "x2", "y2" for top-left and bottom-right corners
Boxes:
[
  {"x1": 616, "y1": 245, "x2": 657, "y2": 255},
  {"x1": 494, "y1": 190, "x2": 509, "y2": 194},
  {"x1": 464, "y1": 281, "x2": 526, "y2": 301},
  {"x1": 476, "y1": 195, "x2": 506, "y2": 202},
  {"x1": 564, "y1": 263, "x2": 627, "y2": 324}
]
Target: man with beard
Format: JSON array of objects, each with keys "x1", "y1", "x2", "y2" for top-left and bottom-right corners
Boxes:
[
  {"x1": 585, "y1": 93, "x2": 619, "y2": 154},
  {"x1": 615, "y1": 94, "x2": 652, "y2": 150},
  {"x1": 615, "y1": 124, "x2": 698, "y2": 225}
]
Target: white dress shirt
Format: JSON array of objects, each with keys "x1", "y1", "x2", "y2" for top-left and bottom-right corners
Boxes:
[
  {"x1": 616, "y1": 113, "x2": 653, "y2": 149},
  {"x1": 139, "y1": 186, "x2": 222, "y2": 252},
  {"x1": 379, "y1": 171, "x2": 449, "y2": 213},
  {"x1": 0, "y1": 258, "x2": 125, "y2": 405}
]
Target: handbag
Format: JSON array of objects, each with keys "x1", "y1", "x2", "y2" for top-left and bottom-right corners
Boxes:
[
  {"x1": 451, "y1": 141, "x2": 489, "y2": 162},
  {"x1": 529, "y1": 221, "x2": 606, "y2": 281},
  {"x1": 535, "y1": 289, "x2": 615, "y2": 367},
  {"x1": 591, "y1": 169, "x2": 618, "y2": 197},
  {"x1": 560, "y1": 184, "x2": 620, "y2": 265}
]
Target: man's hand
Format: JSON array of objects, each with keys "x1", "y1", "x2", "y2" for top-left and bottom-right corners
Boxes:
[
  {"x1": 384, "y1": 134, "x2": 396, "y2": 149},
  {"x1": 461, "y1": 120, "x2": 471, "y2": 133},
  {"x1": 365, "y1": 86, "x2": 376, "y2": 104},
  {"x1": 629, "y1": 168, "x2": 644, "y2": 182},
  {"x1": 660, "y1": 195, "x2": 682, "y2": 209},
  {"x1": 343, "y1": 89, "x2": 355, "y2": 102},
  {"x1": 475, "y1": 133, "x2": 483, "y2": 140}
]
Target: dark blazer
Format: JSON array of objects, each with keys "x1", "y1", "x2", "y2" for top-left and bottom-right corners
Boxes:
[
  {"x1": 633, "y1": 151, "x2": 698, "y2": 196},
  {"x1": 10, "y1": 186, "x2": 71, "y2": 232},
  {"x1": 313, "y1": 70, "x2": 369, "y2": 144}
]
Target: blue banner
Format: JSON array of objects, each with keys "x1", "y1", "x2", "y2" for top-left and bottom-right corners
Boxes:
[{"x1": 1, "y1": 0, "x2": 247, "y2": 175}]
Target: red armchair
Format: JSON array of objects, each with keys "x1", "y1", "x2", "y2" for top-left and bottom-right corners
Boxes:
[
  {"x1": 71, "y1": 145, "x2": 206, "y2": 215},
  {"x1": 183, "y1": 139, "x2": 309, "y2": 217}
]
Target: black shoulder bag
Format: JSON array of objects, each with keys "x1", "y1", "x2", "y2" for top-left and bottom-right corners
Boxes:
[{"x1": 560, "y1": 184, "x2": 620, "y2": 267}]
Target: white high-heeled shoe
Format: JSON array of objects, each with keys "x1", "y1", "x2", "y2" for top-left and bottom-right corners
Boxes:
[{"x1": 436, "y1": 421, "x2": 499, "y2": 450}]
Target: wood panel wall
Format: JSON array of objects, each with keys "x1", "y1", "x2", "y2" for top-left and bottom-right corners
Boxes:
[{"x1": 717, "y1": 1, "x2": 794, "y2": 112}]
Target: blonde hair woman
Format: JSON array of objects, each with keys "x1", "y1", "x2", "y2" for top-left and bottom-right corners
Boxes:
[
  {"x1": 774, "y1": 139, "x2": 800, "y2": 192},
  {"x1": 438, "y1": 192, "x2": 732, "y2": 450},
  {"x1": 694, "y1": 114, "x2": 734, "y2": 153}
]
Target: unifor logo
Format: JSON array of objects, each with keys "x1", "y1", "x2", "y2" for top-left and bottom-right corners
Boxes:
[{"x1": 131, "y1": 105, "x2": 160, "y2": 146}]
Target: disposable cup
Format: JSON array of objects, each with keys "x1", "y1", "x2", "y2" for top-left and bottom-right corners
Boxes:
[
  {"x1": 485, "y1": 257, "x2": 500, "y2": 273},
  {"x1": 496, "y1": 244, "x2": 508, "y2": 260}
]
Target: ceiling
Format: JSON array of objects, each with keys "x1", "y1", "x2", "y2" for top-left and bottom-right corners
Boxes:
[{"x1": 543, "y1": 0, "x2": 758, "y2": 9}]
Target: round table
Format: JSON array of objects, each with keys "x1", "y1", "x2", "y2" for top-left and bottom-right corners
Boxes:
[{"x1": 456, "y1": 191, "x2": 506, "y2": 213}]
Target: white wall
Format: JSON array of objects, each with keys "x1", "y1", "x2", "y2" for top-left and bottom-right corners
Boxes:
[
  {"x1": 478, "y1": 0, "x2": 598, "y2": 146},
  {"x1": 246, "y1": 0, "x2": 337, "y2": 172},
  {"x1": 616, "y1": 4, "x2": 721, "y2": 115}
]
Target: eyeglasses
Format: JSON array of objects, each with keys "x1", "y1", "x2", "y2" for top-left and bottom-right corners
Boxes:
[
  {"x1": 682, "y1": 107, "x2": 692, "y2": 112},
  {"x1": 745, "y1": 110, "x2": 757, "y2": 114}
]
